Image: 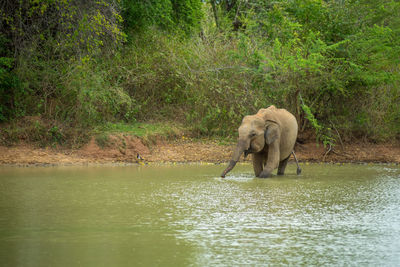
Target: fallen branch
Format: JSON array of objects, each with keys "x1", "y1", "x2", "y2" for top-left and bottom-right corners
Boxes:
[
  {"x1": 322, "y1": 144, "x2": 353, "y2": 161},
  {"x1": 322, "y1": 143, "x2": 332, "y2": 161},
  {"x1": 330, "y1": 121, "x2": 344, "y2": 150}
]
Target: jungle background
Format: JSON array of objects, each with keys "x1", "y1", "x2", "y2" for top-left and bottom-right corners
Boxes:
[{"x1": 1, "y1": 0, "x2": 400, "y2": 150}]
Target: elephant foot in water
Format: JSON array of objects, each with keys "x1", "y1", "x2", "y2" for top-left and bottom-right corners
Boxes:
[{"x1": 258, "y1": 170, "x2": 271, "y2": 178}]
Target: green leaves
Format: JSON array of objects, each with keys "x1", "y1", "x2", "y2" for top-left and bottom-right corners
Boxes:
[
  {"x1": 1, "y1": 0, "x2": 399, "y2": 143},
  {"x1": 121, "y1": 0, "x2": 203, "y2": 35}
]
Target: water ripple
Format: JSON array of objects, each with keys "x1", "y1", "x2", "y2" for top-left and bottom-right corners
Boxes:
[{"x1": 167, "y1": 164, "x2": 400, "y2": 266}]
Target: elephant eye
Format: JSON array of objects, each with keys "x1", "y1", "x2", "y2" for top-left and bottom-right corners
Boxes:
[{"x1": 250, "y1": 133, "x2": 256, "y2": 137}]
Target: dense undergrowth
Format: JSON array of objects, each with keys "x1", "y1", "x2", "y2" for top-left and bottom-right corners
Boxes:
[{"x1": 1, "y1": 0, "x2": 399, "y2": 147}]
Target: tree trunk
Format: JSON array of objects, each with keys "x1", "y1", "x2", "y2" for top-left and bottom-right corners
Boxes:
[{"x1": 211, "y1": 0, "x2": 219, "y2": 29}]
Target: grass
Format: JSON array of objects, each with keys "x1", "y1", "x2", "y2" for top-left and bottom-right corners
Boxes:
[
  {"x1": 92, "y1": 121, "x2": 237, "y2": 148},
  {"x1": 92, "y1": 121, "x2": 186, "y2": 145},
  {"x1": 96, "y1": 122, "x2": 184, "y2": 137},
  {"x1": 0, "y1": 117, "x2": 236, "y2": 149}
]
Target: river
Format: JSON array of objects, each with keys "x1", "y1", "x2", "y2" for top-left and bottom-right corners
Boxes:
[{"x1": 0, "y1": 163, "x2": 399, "y2": 266}]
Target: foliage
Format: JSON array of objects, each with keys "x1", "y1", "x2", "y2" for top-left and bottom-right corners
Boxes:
[
  {"x1": 232, "y1": 0, "x2": 400, "y2": 141},
  {"x1": 0, "y1": 116, "x2": 89, "y2": 147},
  {"x1": 0, "y1": 66, "x2": 25, "y2": 122},
  {"x1": 1, "y1": 0, "x2": 127, "y2": 126},
  {"x1": 301, "y1": 101, "x2": 335, "y2": 147},
  {"x1": 95, "y1": 122, "x2": 184, "y2": 138},
  {"x1": 121, "y1": 0, "x2": 203, "y2": 34},
  {"x1": 1, "y1": 0, "x2": 125, "y2": 59},
  {"x1": 1, "y1": 0, "x2": 400, "y2": 146}
]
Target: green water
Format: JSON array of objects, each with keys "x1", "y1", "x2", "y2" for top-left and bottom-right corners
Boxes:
[{"x1": 0, "y1": 163, "x2": 399, "y2": 266}]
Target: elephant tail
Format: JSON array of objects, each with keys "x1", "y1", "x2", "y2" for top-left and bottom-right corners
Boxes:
[{"x1": 292, "y1": 151, "x2": 301, "y2": 175}]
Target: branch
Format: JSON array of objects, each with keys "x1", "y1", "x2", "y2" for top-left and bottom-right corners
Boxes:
[
  {"x1": 330, "y1": 121, "x2": 344, "y2": 150},
  {"x1": 322, "y1": 143, "x2": 332, "y2": 161}
]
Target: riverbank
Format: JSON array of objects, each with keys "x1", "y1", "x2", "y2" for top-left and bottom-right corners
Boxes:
[{"x1": 0, "y1": 135, "x2": 399, "y2": 166}]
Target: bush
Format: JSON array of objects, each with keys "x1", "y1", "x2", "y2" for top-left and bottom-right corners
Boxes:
[
  {"x1": 121, "y1": 0, "x2": 203, "y2": 34},
  {"x1": 1, "y1": 0, "x2": 399, "y2": 146},
  {"x1": 0, "y1": 35, "x2": 26, "y2": 122}
]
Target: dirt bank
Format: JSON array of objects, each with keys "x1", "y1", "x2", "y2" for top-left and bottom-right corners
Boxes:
[{"x1": 0, "y1": 135, "x2": 399, "y2": 166}]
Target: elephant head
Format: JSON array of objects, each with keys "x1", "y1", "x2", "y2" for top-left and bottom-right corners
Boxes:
[{"x1": 220, "y1": 111, "x2": 280, "y2": 178}]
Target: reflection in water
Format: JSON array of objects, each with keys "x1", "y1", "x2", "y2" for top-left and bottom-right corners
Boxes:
[{"x1": 0, "y1": 164, "x2": 399, "y2": 266}]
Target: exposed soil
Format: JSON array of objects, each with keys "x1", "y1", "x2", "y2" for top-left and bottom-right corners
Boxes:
[{"x1": 0, "y1": 134, "x2": 399, "y2": 166}]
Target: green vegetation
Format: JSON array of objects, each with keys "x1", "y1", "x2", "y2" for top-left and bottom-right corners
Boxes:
[
  {"x1": 93, "y1": 122, "x2": 185, "y2": 148},
  {"x1": 1, "y1": 0, "x2": 399, "y2": 146},
  {"x1": 95, "y1": 121, "x2": 184, "y2": 139}
]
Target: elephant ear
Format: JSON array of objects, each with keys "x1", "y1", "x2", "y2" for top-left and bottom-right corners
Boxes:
[{"x1": 264, "y1": 123, "x2": 280, "y2": 145}]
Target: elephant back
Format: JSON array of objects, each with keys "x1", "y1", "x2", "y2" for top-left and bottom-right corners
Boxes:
[{"x1": 258, "y1": 106, "x2": 298, "y2": 160}]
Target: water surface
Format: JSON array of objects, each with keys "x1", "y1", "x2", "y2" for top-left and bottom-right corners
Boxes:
[{"x1": 0, "y1": 163, "x2": 399, "y2": 266}]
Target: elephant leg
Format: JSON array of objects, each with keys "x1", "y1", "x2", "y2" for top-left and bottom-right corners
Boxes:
[
  {"x1": 259, "y1": 142, "x2": 280, "y2": 178},
  {"x1": 277, "y1": 155, "x2": 290, "y2": 175},
  {"x1": 252, "y1": 152, "x2": 264, "y2": 177}
]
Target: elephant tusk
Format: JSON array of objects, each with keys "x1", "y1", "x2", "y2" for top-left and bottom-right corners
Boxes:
[{"x1": 244, "y1": 150, "x2": 250, "y2": 159}]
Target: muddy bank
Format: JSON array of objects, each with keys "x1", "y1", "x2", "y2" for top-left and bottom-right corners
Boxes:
[{"x1": 0, "y1": 135, "x2": 399, "y2": 166}]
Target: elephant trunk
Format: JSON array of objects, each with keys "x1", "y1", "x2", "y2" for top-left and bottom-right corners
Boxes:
[
  {"x1": 221, "y1": 140, "x2": 248, "y2": 178},
  {"x1": 220, "y1": 160, "x2": 238, "y2": 178}
]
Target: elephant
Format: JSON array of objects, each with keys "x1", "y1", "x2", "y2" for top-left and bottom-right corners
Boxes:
[{"x1": 221, "y1": 105, "x2": 301, "y2": 178}]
